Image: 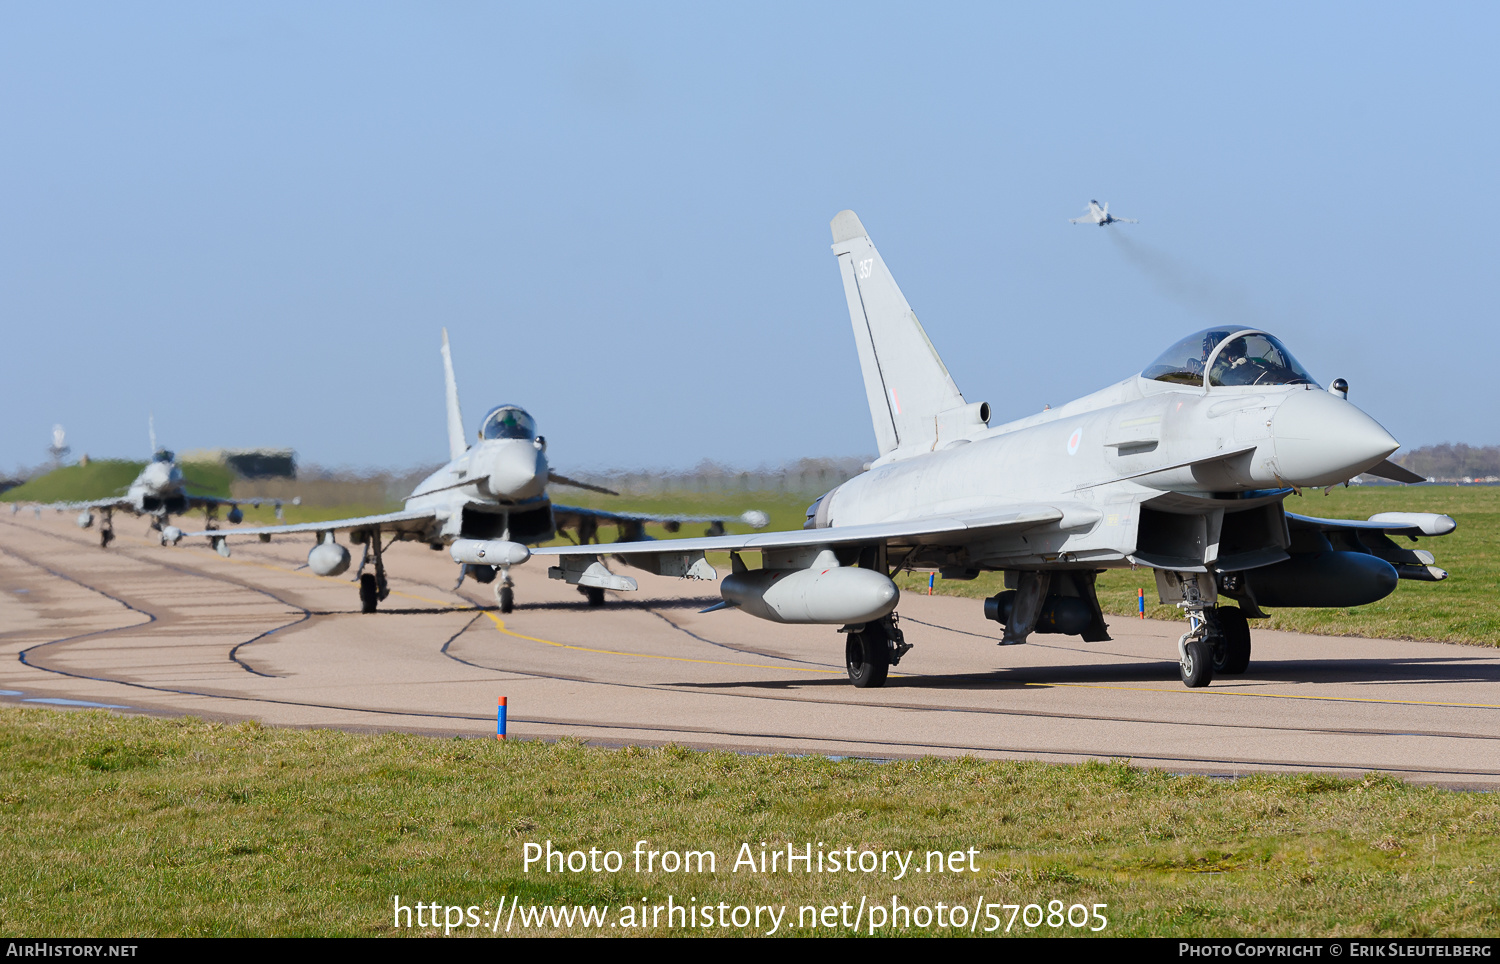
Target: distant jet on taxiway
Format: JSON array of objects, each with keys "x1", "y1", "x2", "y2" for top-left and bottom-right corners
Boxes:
[
  {"x1": 1070, "y1": 199, "x2": 1137, "y2": 227},
  {"x1": 178, "y1": 330, "x2": 768, "y2": 614}
]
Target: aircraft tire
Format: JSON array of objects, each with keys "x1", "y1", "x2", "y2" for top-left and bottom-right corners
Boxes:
[
  {"x1": 498, "y1": 585, "x2": 514, "y2": 614},
  {"x1": 359, "y1": 573, "x2": 379, "y2": 614},
  {"x1": 845, "y1": 628, "x2": 890, "y2": 689},
  {"x1": 1180, "y1": 638, "x2": 1213, "y2": 688},
  {"x1": 1213, "y1": 608, "x2": 1252, "y2": 674},
  {"x1": 584, "y1": 586, "x2": 605, "y2": 607}
]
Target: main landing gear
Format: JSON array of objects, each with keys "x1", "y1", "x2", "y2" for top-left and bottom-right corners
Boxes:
[
  {"x1": 455, "y1": 562, "x2": 518, "y2": 613},
  {"x1": 495, "y1": 564, "x2": 514, "y2": 614},
  {"x1": 842, "y1": 613, "x2": 911, "y2": 689},
  {"x1": 353, "y1": 529, "x2": 391, "y2": 613}
]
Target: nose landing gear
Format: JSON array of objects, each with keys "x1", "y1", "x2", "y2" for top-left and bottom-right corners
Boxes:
[{"x1": 1172, "y1": 577, "x2": 1254, "y2": 687}]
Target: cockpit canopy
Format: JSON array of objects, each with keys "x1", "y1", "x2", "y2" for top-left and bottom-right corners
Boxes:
[
  {"x1": 152, "y1": 449, "x2": 174, "y2": 463},
  {"x1": 1142, "y1": 328, "x2": 1318, "y2": 389},
  {"x1": 479, "y1": 405, "x2": 537, "y2": 441}
]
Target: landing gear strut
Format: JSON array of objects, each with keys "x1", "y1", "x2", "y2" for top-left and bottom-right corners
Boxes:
[
  {"x1": 355, "y1": 529, "x2": 390, "y2": 613},
  {"x1": 100, "y1": 508, "x2": 114, "y2": 549}
]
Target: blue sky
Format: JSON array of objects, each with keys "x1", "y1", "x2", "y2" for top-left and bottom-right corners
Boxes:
[{"x1": 2, "y1": 3, "x2": 1495, "y2": 472}]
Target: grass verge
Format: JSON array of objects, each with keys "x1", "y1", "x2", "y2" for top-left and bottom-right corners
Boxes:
[
  {"x1": 2, "y1": 461, "x2": 237, "y2": 504},
  {"x1": 0, "y1": 708, "x2": 1495, "y2": 937}
]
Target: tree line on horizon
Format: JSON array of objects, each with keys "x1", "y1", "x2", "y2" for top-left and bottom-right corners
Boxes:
[{"x1": 1393, "y1": 443, "x2": 1500, "y2": 481}]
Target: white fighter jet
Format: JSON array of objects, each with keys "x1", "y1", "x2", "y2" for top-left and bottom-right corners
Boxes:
[
  {"x1": 180, "y1": 330, "x2": 767, "y2": 614},
  {"x1": 1070, "y1": 199, "x2": 1137, "y2": 227},
  {"x1": 532, "y1": 210, "x2": 1453, "y2": 690},
  {"x1": 35, "y1": 419, "x2": 291, "y2": 547}
]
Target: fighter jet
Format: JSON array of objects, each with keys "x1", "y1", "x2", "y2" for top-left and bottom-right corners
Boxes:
[
  {"x1": 1070, "y1": 199, "x2": 1137, "y2": 227},
  {"x1": 531, "y1": 210, "x2": 1453, "y2": 689},
  {"x1": 39, "y1": 419, "x2": 291, "y2": 547},
  {"x1": 179, "y1": 330, "x2": 768, "y2": 614}
]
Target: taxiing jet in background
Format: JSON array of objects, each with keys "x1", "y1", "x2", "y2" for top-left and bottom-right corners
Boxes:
[
  {"x1": 179, "y1": 331, "x2": 767, "y2": 614},
  {"x1": 32, "y1": 419, "x2": 292, "y2": 547}
]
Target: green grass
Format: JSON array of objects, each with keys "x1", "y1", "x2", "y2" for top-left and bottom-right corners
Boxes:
[
  {"x1": 1, "y1": 461, "x2": 236, "y2": 503},
  {"x1": 1, "y1": 461, "x2": 145, "y2": 503},
  {"x1": 0, "y1": 708, "x2": 1495, "y2": 937},
  {"x1": 179, "y1": 461, "x2": 236, "y2": 498}
]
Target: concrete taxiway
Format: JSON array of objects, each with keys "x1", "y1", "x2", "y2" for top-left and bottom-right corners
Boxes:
[{"x1": 2, "y1": 511, "x2": 1498, "y2": 787}]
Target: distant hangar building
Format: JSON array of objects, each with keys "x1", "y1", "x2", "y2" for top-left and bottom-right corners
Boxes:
[{"x1": 181, "y1": 448, "x2": 297, "y2": 479}]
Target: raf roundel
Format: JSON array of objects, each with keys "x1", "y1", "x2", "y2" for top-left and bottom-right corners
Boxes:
[{"x1": 1067, "y1": 427, "x2": 1082, "y2": 455}]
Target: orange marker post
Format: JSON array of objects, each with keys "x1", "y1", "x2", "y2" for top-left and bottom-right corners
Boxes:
[
  {"x1": 497, "y1": 697, "x2": 508, "y2": 740},
  {"x1": 1138, "y1": 588, "x2": 1146, "y2": 619}
]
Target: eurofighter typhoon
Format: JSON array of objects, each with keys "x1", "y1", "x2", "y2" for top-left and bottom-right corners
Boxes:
[
  {"x1": 533, "y1": 211, "x2": 1453, "y2": 689},
  {"x1": 1070, "y1": 199, "x2": 1137, "y2": 227},
  {"x1": 180, "y1": 331, "x2": 766, "y2": 613},
  {"x1": 25, "y1": 419, "x2": 292, "y2": 547}
]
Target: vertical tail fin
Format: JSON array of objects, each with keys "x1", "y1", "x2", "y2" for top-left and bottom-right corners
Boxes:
[
  {"x1": 440, "y1": 329, "x2": 467, "y2": 460},
  {"x1": 830, "y1": 211, "x2": 986, "y2": 459}
]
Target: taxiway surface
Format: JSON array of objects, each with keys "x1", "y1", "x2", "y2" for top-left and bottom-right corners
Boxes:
[{"x1": 2, "y1": 512, "x2": 1497, "y2": 787}]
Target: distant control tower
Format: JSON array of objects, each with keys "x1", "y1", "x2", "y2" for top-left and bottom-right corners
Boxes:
[{"x1": 47, "y1": 425, "x2": 70, "y2": 465}]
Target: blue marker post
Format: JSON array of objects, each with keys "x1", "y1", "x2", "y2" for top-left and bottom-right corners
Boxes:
[
  {"x1": 1137, "y1": 588, "x2": 1146, "y2": 619},
  {"x1": 928, "y1": 573, "x2": 935, "y2": 596},
  {"x1": 496, "y1": 697, "x2": 508, "y2": 740}
]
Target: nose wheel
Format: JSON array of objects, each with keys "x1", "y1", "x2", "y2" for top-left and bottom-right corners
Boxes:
[{"x1": 1180, "y1": 637, "x2": 1214, "y2": 687}]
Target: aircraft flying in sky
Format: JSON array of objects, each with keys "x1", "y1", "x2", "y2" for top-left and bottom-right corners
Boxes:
[
  {"x1": 180, "y1": 330, "x2": 767, "y2": 613},
  {"x1": 530, "y1": 210, "x2": 1452, "y2": 690},
  {"x1": 1069, "y1": 199, "x2": 1137, "y2": 227},
  {"x1": 29, "y1": 419, "x2": 291, "y2": 547}
]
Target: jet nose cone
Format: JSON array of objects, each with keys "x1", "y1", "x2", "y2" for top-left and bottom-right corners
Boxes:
[
  {"x1": 142, "y1": 462, "x2": 171, "y2": 489},
  {"x1": 1270, "y1": 389, "x2": 1399, "y2": 487},
  {"x1": 487, "y1": 442, "x2": 548, "y2": 501}
]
